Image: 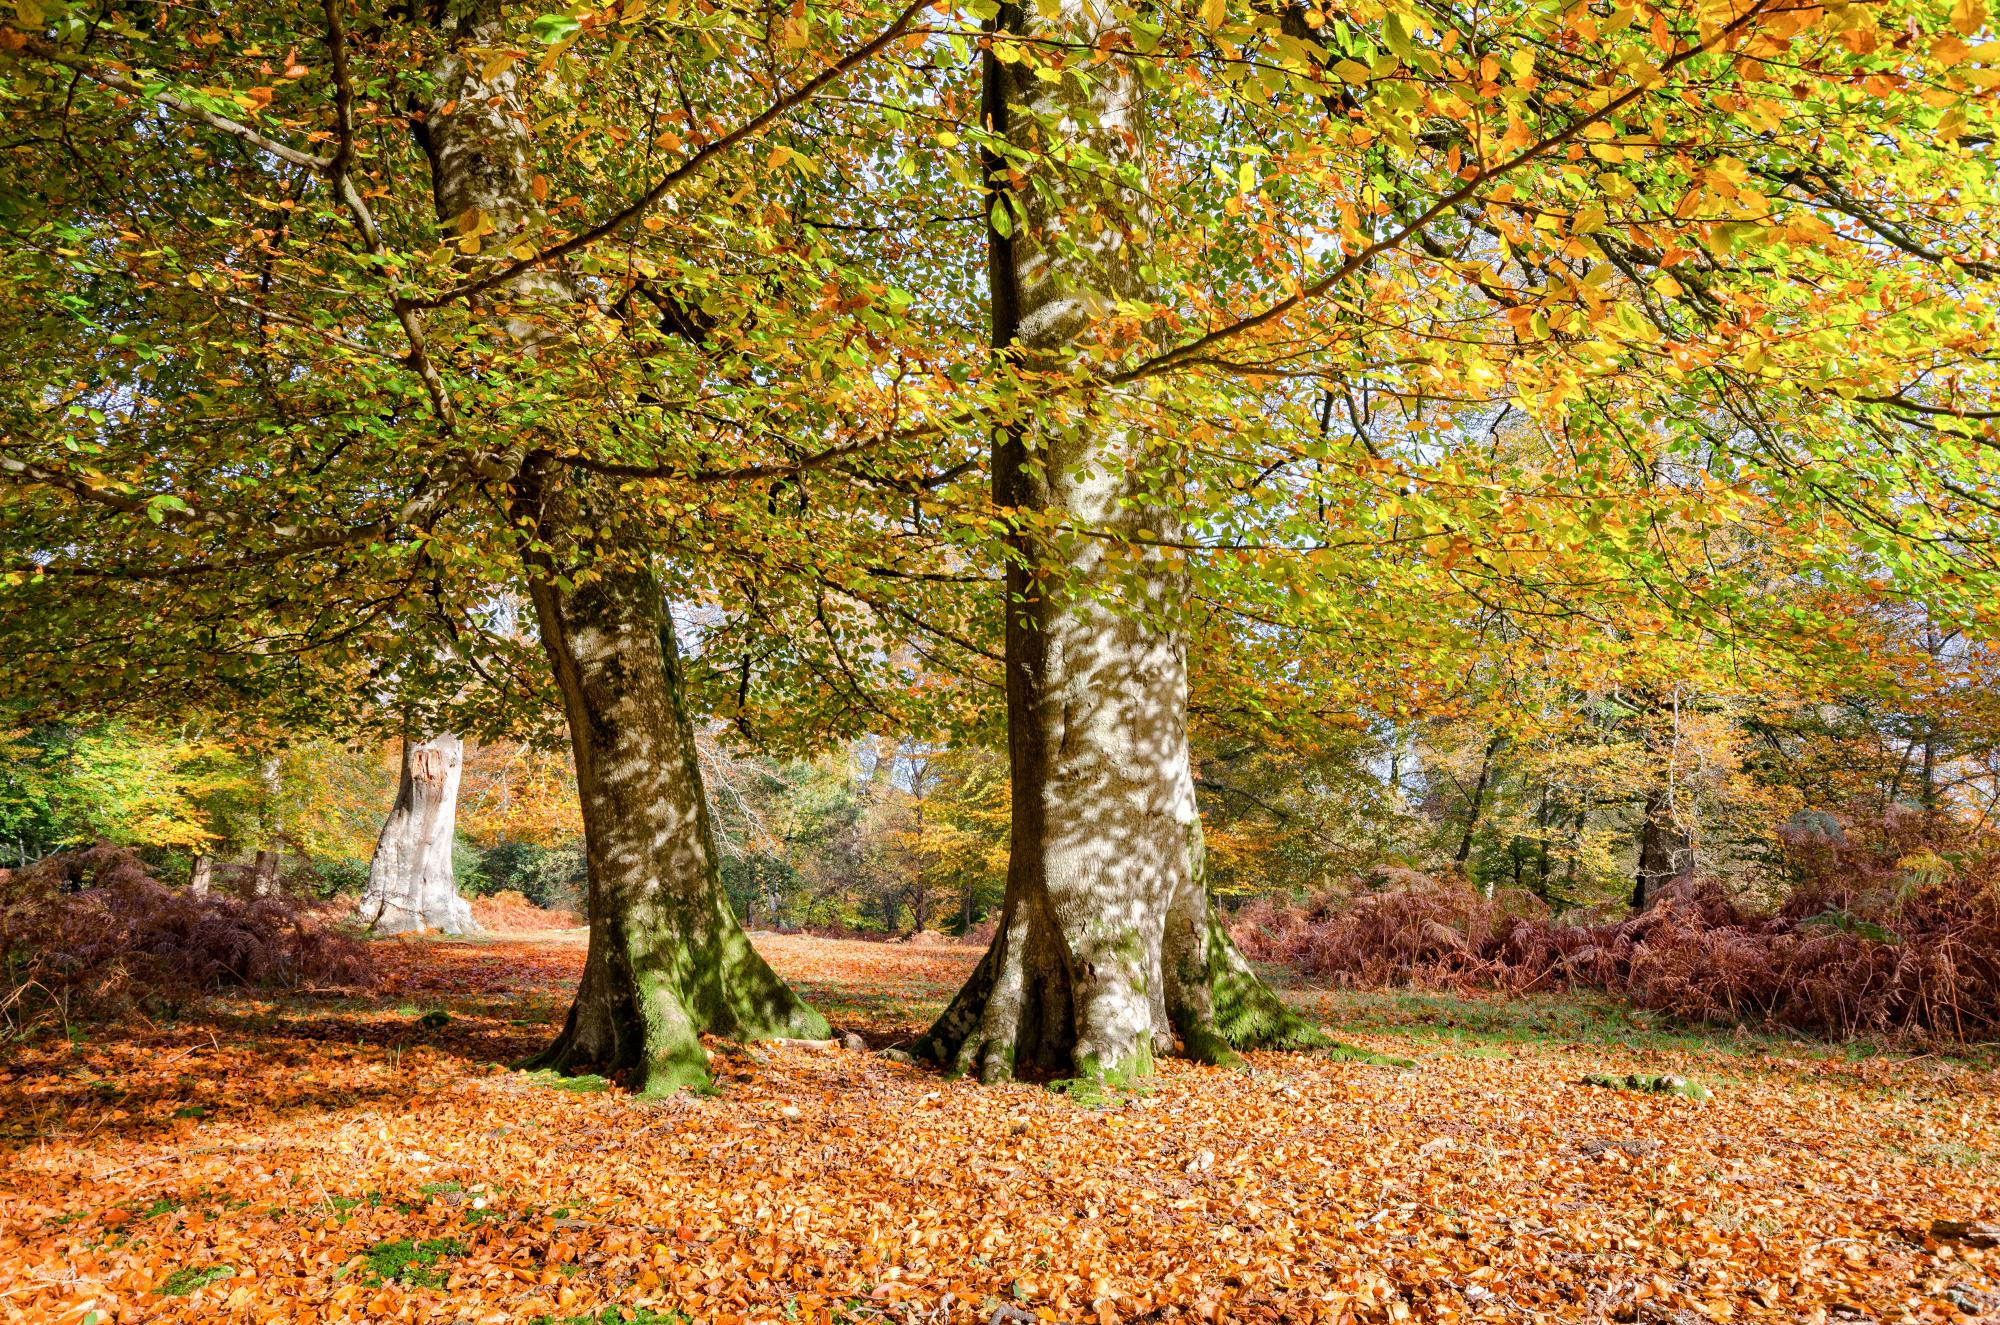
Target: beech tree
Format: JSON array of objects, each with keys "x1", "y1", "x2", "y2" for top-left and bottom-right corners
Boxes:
[
  {"x1": 0, "y1": 0, "x2": 959, "y2": 1091},
  {"x1": 2, "y1": 0, "x2": 1994, "y2": 1100},
  {"x1": 909, "y1": 0, "x2": 1317, "y2": 1081}
]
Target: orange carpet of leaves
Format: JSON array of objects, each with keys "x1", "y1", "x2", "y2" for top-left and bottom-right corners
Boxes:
[{"x1": 2, "y1": 932, "x2": 1995, "y2": 1325}]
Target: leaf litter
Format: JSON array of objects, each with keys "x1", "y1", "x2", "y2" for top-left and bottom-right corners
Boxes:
[{"x1": 2, "y1": 933, "x2": 1995, "y2": 1323}]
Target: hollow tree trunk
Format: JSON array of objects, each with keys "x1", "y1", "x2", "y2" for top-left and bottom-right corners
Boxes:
[
  {"x1": 516, "y1": 524, "x2": 827, "y2": 1093},
  {"x1": 418, "y1": 2, "x2": 825, "y2": 1092},
  {"x1": 1631, "y1": 788, "x2": 1693, "y2": 910},
  {"x1": 355, "y1": 732, "x2": 475, "y2": 935},
  {"x1": 909, "y1": 0, "x2": 1313, "y2": 1083}
]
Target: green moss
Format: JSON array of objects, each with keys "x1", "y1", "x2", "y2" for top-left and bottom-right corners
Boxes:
[
  {"x1": 1206, "y1": 918, "x2": 1328, "y2": 1053},
  {"x1": 156, "y1": 1265, "x2": 233, "y2": 1295},
  {"x1": 1057, "y1": 1039, "x2": 1155, "y2": 1103},
  {"x1": 635, "y1": 1056, "x2": 716, "y2": 1099},
  {"x1": 519, "y1": 1068, "x2": 612, "y2": 1093},
  {"x1": 529, "y1": 1310, "x2": 691, "y2": 1325},
  {"x1": 1319, "y1": 1041, "x2": 1418, "y2": 1068},
  {"x1": 1179, "y1": 1024, "x2": 1244, "y2": 1069},
  {"x1": 357, "y1": 1237, "x2": 466, "y2": 1288},
  {"x1": 1583, "y1": 1071, "x2": 1712, "y2": 1101}
]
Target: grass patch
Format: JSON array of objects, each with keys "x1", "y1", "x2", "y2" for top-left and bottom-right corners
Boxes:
[
  {"x1": 157, "y1": 1265, "x2": 232, "y2": 1295},
  {"x1": 418, "y1": 1181, "x2": 462, "y2": 1195},
  {"x1": 519, "y1": 1068, "x2": 611, "y2": 1094},
  {"x1": 1582, "y1": 1071, "x2": 1712, "y2": 1101},
  {"x1": 355, "y1": 1236, "x2": 465, "y2": 1288},
  {"x1": 1920, "y1": 1141, "x2": 1989, "y2": 1170},
  {"x1": 1047, "y1": 1076, "x2": 1115, "y2": 1108},
  {"x1": 530, "y1": 1309, "x2": 691, "y2": 1325}
]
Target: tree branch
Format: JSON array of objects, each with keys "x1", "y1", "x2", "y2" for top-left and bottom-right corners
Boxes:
[
  {"x1": 408, "y1": 0, "x2": 934, "y2": 311},
  {"x1": 1107, "y1": 0, "x2": 1785, "y2": 385},
  {"x1": 11, "y1": 34, "x2": 334, "y2": 170}
]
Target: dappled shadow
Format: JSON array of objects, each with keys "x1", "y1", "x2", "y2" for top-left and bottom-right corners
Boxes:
[
  {"x1": 0, "y1": 938, "x2": 582, "y2": 1150},
  {"x1": 11, "y1": 933, "x2": 1995, "y2": 1325}
]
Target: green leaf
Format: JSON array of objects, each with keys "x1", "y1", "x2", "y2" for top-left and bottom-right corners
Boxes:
[
  {"x1": 1382, "y1": 11, "x2": 1416, "y2": 62},
  {"x1": 144, "y1": 494, "x2": 192, "y2": 525},
  {"x1": 530, "y1": 11, "x2": 581, "y2": 42}
]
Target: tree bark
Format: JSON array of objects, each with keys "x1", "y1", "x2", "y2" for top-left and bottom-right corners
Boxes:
[
  {"x1": 1454, "y1": 734, "x2": 1504, "y2": 870},
  {"x1": 252, "y1": 752, "x2": 284, "y2": 896},
  {"x1": 515, "y1": 516, "x2": 826, "y2": 1093},
  {"x1": 909, "y1": 0, "x2": 1314, "y2": 1083},
  {"x1": 414, "y1": 3, "x2": 825, "y2": 1091},
  {"x1": 188, "y1": 853, "x2": 212, "y2": 896},
  {"x1": 1631, "y1": 788, "x2": 1693, "y2": 910},
  {"x1": 356, "y1": 732, "x2": 475, "y2": 935}
]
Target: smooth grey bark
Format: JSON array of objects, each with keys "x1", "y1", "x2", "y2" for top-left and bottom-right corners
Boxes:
[
  {"x1": 912, "y1": 0, "x2": 1313, "y2": 1083},
  {"x1": 513, "y1": 492, "x2": 826, "y2": 1092},
  {"x1": 412, "y1": 2, "x2": 824, "y2": 1090},
  {"x1": 252, "y1": 753, "x2": 284, "y2": 897},
  {"x1": 356, "y1": 732, "x2": 475, "y2": 935}
]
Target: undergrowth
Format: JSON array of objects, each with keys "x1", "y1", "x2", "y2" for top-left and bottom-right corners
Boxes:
[
  {"x1": 1234, "y1": 811, "x2": 2000, "y2": 1044},
  {"x1": 1, "y1": 847, "x2": 373, "y2": 1037}
]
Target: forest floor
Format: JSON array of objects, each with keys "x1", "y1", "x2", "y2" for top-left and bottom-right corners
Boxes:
[{"x1": 3, "y1": 932, "x2": 1997, "y2": 1325}]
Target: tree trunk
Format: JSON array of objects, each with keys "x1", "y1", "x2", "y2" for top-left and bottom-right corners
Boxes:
[
  {"x1": 252, "y1": 752, "x2": 284, "y2": 896},
  {"x1": 1454, "y1": 734, "x2": 1504, "y2": 869},
  {"x1": 909, "y1": 0, "x2": 1314, "y2": 1084},
  {"x1": 418, "y1": 3, "x2": 825, "y2": 1092},
  {"x1": 188, "y1": 853, "x2": 212, "y2": 896},
  {"x1": 356, "y1": 732, "x2": 475, "y2": 935},
  {"x1": 516, "y1": 504, "x2": 826, "y2": 1094},
  {"x1": 1631, "y1": 788, "x2": 1693, "y2": 910}
]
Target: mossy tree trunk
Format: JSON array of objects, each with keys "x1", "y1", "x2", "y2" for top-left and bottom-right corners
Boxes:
[
  {"x1": 515, "y1": 479, "x2": 826, "y2": 1094},
  {"x1": 422, "y1": 3, "x2": 824, "y2": 1093},
  {"x1": 909, "y1": 0, "x2": 1315, "y2": 1084}
]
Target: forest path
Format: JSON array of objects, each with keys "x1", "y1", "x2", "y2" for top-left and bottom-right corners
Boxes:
[{"x1": 2, "y1": 933, "x2": 1994, "y2": 1324}]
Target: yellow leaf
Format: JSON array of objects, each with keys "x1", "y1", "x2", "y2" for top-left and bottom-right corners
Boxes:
[
  {"x1": 1951, "y1": 0, "x2": 1986, "y2": 36},
  {"x1": 1199, "y1": 0, "x2": 1225, "y2": 29}
]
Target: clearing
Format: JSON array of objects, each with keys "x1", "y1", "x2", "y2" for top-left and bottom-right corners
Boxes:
[{"x1": 1, "y1": 932, "x2": 1994, "y2": 1324}]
